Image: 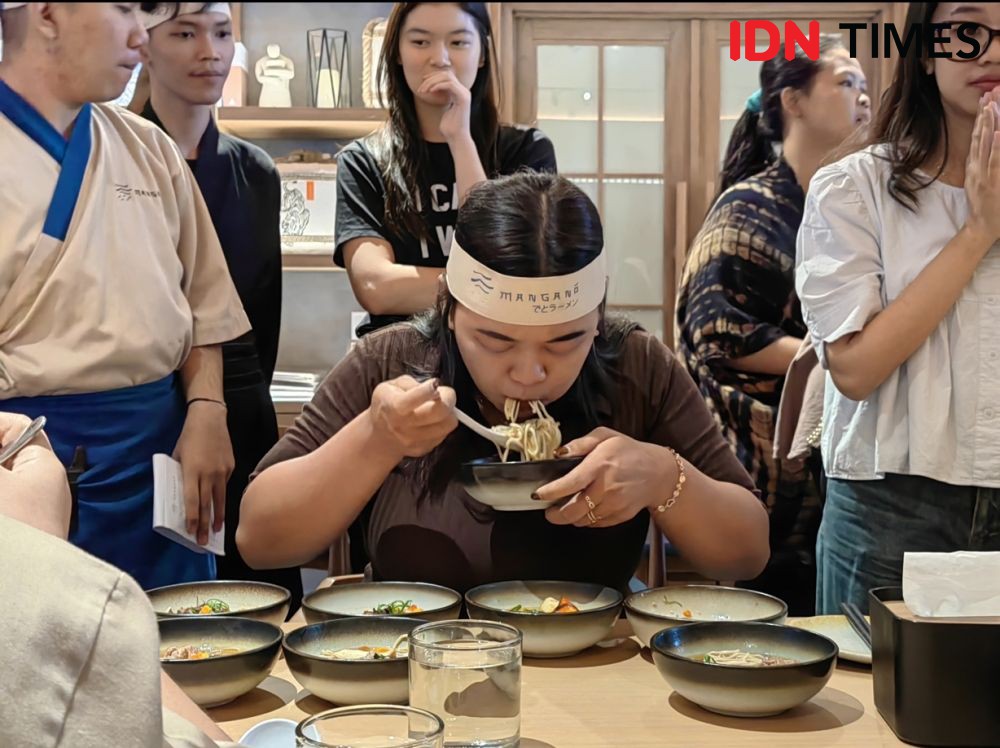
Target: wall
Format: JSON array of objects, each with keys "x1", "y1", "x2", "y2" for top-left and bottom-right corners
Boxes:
[
  {"x1": 239, "y1": 3, "x2": 395, "y2": 376},
  {"x1": 277, "y1": 269, "x2": 360, "y2": 376}
]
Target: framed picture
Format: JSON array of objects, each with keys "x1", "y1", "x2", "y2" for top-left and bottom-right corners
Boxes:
[
  {"x1": 362, "y1": 17, "x2": 388, "y2": 108},
  {"x1": 277, "y1": 161, "x2": 337, "y2": 254}
]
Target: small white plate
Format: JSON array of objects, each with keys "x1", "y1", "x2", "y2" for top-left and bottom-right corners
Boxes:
[
  {"x1": 788, "y1": 615, "x2": 871, "y2": 664},
  {"x1": 240, "y1": 718, "x2": 318, "y2": 747}
]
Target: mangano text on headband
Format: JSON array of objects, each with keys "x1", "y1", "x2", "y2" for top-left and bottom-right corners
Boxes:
[{"x1": 445, "y1": 240, "x2": 608, "y2": 326}]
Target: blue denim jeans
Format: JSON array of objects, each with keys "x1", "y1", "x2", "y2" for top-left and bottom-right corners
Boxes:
[{"x1": 816, "y1": 473, "x2": 1000, "y2": 614}]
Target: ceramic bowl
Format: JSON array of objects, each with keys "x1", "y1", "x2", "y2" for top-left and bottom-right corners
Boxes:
[
  {"x1": 465, "y1": 580, "x2": 623, "y2": 658},
  {"x1": 650, "y1": 621, "x2": 838, "y2": 717},
  {"x1": 457, "y1": 456, "x2": 584, "y2": 511},
  {"x1": 625, "y1": 585, "x2": 788, "y2": 647},
  {"x1": 283, "y1": 617, "x2": 426, "y2": 705},
  {"x1": 158, "y1": 616, "x2": 283, "y2": 708},
  {"x1": 302, "y1": 582, "x2": 462, "y2": 625},
  {"x1": 147, "y1": 580, "x2": 290, "y2": 626}
]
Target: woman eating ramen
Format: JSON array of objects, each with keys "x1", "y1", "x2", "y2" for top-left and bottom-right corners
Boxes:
[{"x1": 237, "y1": 172, "x2": 769, "y2": 593}]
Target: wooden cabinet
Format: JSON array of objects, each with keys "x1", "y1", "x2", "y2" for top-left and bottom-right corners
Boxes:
[
  {"x1": 510, "y1": 16, "x2": 690, "y2": 342},
  {"x1": 499, "y1": 2, "x2": 906, "y2": 346}
]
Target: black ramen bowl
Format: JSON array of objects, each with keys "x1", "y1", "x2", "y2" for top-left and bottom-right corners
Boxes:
[
  {"x1": 651, "y1": 621, "x2": 838, "y2": 718},
  {"x1": 158, "y1": 616, "x2": 283, "y2": 708},
  {"x1": 458, "y1": 456, "x2": 585, "y2": 511},
  {"x1": 283, "y1": 617, "x2": 427, "y2": 706}
]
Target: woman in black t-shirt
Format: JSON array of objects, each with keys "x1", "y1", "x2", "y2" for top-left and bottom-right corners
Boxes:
[{"x1": 335, "y1": 2, "x2": 557, "y2": 337}]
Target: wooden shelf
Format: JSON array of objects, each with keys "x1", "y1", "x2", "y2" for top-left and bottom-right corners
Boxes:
[
  {"x1": 280, "y1": 251, "x2": 341, "y2": 270},
  {"x1": 217, "y1": 107, "x2": 387, "y2": 140}
]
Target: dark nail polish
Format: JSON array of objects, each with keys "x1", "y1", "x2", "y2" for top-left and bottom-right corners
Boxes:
[
  {"x1": 531, "y1": 492, "x2": 541, "y2": 501},
  {"x1": 554, "y1": 447, "x2": 569, "y2": 457}
]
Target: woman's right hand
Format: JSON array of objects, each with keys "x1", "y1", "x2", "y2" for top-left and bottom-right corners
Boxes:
[
  {"x1": 368, "y1": 376, "x2": 458, "y2": 460},
  {"x1": 0, "y1": 412, "x2": 71, "y2": 538},
  {"x1": 964, "y1": 89, "x2": 1000, "y2": 245}
]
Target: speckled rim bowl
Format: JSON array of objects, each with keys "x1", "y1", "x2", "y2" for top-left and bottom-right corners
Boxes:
[
  {"x1": 283, "y1": 617, "x2": 427, "y2": 705},
  {"x1": 465, "y1": 580, "x2": 624, "y2": 658},
  {"x1": 650, "y1": 621, "x2": 838, "y2": 717},
  {"x1": 301, "y1": 582, "x2": 462, "y2": 625},
  {"x1": 158, "y1": 616, "x2": 283, "y2": 708},
  {"x1": 625, "y1": 584, "x2": 788, "y2": 647},
  {"x1": 147, "y1": 580, "x2": 291, "y2": 626}
]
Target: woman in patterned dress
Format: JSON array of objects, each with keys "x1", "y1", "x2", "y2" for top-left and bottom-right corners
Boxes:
[{"x1": 675, "y1": 36, "x2": 870, "y2": 614}]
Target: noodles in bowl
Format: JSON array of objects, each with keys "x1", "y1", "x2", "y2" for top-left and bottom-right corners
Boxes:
[
  {"x1": 650, "y1": 622, "x2": 838, "y2": 717},
  {"x1": 697, "y1": 650, "x2": 799, "y2": 667},
  {"x1": 459, "y1": 399, "x2": 577, "y2": 510}
]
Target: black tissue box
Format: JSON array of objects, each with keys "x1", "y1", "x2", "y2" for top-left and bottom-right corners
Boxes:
[{"x1": 869, "y1": 587, "x2": 1000, "y2": 747}]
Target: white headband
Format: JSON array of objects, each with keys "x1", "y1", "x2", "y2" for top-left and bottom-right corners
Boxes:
[
  {"x1": 141, "y1": 2, "x2": 231, "y2": 30},
  {"x1": 445, "y1": 240, "x2": 608, "y2": 326}
]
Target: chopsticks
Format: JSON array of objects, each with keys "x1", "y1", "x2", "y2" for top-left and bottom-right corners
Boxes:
[{"x1": 841, "y1": 602, "x2": 872, "y2": 650}]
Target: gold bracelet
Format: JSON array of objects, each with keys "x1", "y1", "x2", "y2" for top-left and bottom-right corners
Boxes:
[{"x1": 656, "y1": 448, "x2": 686, "y2": 513}]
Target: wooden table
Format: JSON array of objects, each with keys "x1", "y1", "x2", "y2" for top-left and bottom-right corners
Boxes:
[{"x1": 210, "y1": 618, "x2": 904, "y2": 747}]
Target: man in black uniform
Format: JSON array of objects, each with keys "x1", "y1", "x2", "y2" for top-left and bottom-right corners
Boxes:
[{"x1": 139, "y1": 1, "x2": 302, "y2": 612}]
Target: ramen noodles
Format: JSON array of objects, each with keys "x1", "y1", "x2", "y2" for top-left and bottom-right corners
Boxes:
[
  {"x1": 491, "y1": 399, "x2": 562, "y2": 462},
  {"x1": 697, "y1": 649, "x2": 798, "y2": 667}
]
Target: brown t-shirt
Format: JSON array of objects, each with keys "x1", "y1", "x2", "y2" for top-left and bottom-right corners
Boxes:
[{"x1": 252, "y1": 324, "x2": 755, "y2": 593}]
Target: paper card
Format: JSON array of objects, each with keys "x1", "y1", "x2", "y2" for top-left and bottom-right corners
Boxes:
[{"x1": 152, "y1": 453, "x2": 225, "y2": 556}]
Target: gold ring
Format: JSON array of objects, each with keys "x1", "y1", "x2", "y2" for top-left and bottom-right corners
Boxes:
[
  {"x1": 584, "y1": 494, "x2": 596, "y2": 510},
  {"x1": 586, "y1": 510, "x2": 598, "y2": 524}
]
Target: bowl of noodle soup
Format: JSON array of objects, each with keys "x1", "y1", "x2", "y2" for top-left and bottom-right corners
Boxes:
[
  {"x1": 650, "y1": 621, "x2": 838, "y2": 717},
  {"x1": 283, "y1": 617, "x2": 426, "y2": 705},
  {"x1": 459, "y1": 398, "x2": 584, "y2": 511},
  {"x1": 625, "y1": 584, "x2": 788, "y2": 647},
  {"x1": 458, "y1": 456, "x2": 584, "y2": 511},
  {"x1": 158, "y1": 616, "x2": 283, "y2": 708}
]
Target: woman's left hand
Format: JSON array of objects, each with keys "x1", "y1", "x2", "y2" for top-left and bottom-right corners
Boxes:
[
  {"x1": 533, "y1": 427, "x2": 676, "y2": 528},
  {"x1": 418, "y1": 70, "x2": 472, "y2": 144}
]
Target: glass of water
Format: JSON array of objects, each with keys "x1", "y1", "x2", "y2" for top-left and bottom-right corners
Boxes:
[
  {"x1": 408, "y1": 620, "x2": 522, "y2": 748},
  {"x1": 295, "y1": 705, "x2": 445, "y2": 747}
]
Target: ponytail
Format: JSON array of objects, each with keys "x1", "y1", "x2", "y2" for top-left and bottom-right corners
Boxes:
[
  {"x1": 713, "y1": 33, "x2": 846, "y2": 205},
  {"x1": 716, "y1": 107, "x2": 776, "y2": 199}
]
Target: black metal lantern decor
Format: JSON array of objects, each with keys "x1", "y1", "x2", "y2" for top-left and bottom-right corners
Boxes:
[{"x1": 307, "y1": 28, "x2": 350, "y2": 108}]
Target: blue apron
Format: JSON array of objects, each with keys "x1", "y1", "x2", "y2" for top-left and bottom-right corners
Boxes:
[
  {"x1": 3, "y1": 377, "x2": 215, "y2": 589},
  {"x1": 0, "y1": 80, "x2": 215, "y2": 589}
]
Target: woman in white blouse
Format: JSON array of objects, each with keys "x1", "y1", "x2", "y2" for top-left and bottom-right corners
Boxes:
[{"x1": 796, "y1": 1, "x2": 1000, "y2": 614}]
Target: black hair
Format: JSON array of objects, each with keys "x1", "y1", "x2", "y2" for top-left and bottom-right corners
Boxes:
[
  {"x1": 365, "y1": 2, "x2": 501, "y2": 242},
  {"x1": 407, "y1": 171, "x2": 640, "y2": 497},
  {"x1": 716, "y1": 33, "x2": 846, "y2": 199},
  {"x1": 865, "y1": 2, "x2": 948, "y2": 210}
]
